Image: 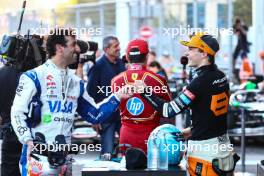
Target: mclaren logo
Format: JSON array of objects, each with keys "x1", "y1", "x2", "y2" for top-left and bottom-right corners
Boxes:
[{"x1": 212, "y1": 77, "x2": 227, "y2": 85}]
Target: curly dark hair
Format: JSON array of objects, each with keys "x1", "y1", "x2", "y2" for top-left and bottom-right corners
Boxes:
[{"x1": 46, "y1": 28, "x2": 75, "y2": 58}]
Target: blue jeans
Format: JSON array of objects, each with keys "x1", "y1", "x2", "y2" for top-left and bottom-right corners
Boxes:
[{"x1": 100, "y1": 121, "x2": 121, "y2": 155}]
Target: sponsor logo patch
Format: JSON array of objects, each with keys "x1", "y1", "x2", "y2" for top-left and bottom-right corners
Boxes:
[
  {"x1": 17, "y1": 126, "x2": 27, "y2": 135},
  {"x1": 126, "y1": 97, "x2": 144, "y2": 116},
  {"x1": 48, "y1": 101, "x2": 73, "y2": 113},
  {"x1": 179, "y1": 94, "x2": 191, "y2": 105},
  {"x1": 131, "y1": 73, "x2": 138, "y2": 81},
  {"x1": 43, "y1": 114, "x2": 52, "y2": 124},
  {"x1": 183, "y1": 89, "x2": 195, "y2": 100},
  {"x1": 46, "y1": 75, "x2": 53, "y2": 81}
]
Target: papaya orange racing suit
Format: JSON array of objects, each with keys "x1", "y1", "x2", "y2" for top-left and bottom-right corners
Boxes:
[{"x1": 140, "y1": 64, "x2": 236, "y2": 176}]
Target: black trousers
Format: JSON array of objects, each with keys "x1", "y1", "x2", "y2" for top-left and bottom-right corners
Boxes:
[
  {"x1": 1, "y1": 125, "x2": 22, "y2": 176},
  {"x1": 233, "y1": 43, "x2": 248, "y2": 61}
]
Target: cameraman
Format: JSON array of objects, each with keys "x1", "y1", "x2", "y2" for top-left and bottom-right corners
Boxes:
[
  {"x1": 233, "y1": 17, "x2": 251, "y2": 79},
  {"x1": 0, "y1": 63, "x2": 23, "y2": 176},
  {"x1": 0, "y1": 35, "x2": 45, "y2": 176}
]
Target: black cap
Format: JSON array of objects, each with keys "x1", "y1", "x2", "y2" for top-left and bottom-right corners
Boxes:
[
  {"x1": 200, "y1": 35, "x2": 219, "y2": 55},
  {"x1": 125, "y1": 148, "x2": 147, "y2": 170}
]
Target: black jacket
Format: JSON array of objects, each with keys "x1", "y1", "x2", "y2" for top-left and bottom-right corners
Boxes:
[
  {"x1": 87, "y1": 54, "x2": 126, "y2": 123},
  {"x1": 142, "y1": 64, "x2": 230, "y2": 140},
  {"x1": 0, "y1": 66, "x2": 21, "y2": 124}
]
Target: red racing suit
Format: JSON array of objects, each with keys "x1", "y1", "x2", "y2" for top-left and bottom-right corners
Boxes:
[{"x1": 111, "y1": 64, "x2": 171, "y2": 153}]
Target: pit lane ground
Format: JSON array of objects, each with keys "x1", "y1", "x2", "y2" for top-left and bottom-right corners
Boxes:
[{"x1": 0, "y1": 140, "x2": 263, "y2": 176}]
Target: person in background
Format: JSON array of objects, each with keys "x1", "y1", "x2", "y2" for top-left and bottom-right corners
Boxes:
[
  {"x1": 159, "y1": 51, "x2": 175, "y2": 79},
  {"x1": 0, "y1": 63, "x2": 23, "y2": 176},
  {"x1": 148, "y1": 61, "x2": 168, "y2": 80},
  {"x1": 258, "y1": 51, "x2": 264, "y2": 90},
  {"x1": 0, "y1": 35, "x2": 47, "y2": 176},
  {"x1": 147, "y1": 51, "x2": 157, "y2": 66},
  {"x1": 87, "y1": 36, "x2": 126, "y2": 159},
  {"x1": 233, "y1": 17, "x2": 251, "y2": 81}
]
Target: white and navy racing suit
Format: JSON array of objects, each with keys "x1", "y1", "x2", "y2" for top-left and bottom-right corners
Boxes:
[{"x1": 11, "y1": 59, "x2": 120, "y2": 175}]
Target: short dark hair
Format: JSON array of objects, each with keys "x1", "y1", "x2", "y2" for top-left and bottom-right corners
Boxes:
[
  {"x1": 103, "y1": 36, "x2": 118, "y2": 50},
  {"x1": 46, "y1": 28, "x2": 76, "y2": 58},
  {"x1": 148, "y1": 61, "x2": 162, "y2": 69},
  {"x1": 208, "y1": 55, "x2": 215, "y2": 64}
]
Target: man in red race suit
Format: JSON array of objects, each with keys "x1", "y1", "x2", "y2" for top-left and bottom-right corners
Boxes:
[{"x1": 111, "y1": 39, "x2": 171, "y2": 153}]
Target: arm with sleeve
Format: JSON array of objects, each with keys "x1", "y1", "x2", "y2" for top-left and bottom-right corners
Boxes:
[
  {"x1": 77, "y1": 81, "x2": 120, "y2": 124},
  {"x1": 86, "y1": 65, "x2": 101, "y2": 102},
  {"x1": 141, "y1": 76, "x2": 205, "y2": 118},
  {"x1": 11, "y1": 74, "x2": 37, "y2": 144}
]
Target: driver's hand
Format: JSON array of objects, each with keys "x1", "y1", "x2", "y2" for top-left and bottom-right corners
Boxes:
[
  {"x1": 114, "y1": 84, "x2": 134, "y2": 99},
  {"x1": 182, "y1": 127, "x2": 192, "y2": 140}
]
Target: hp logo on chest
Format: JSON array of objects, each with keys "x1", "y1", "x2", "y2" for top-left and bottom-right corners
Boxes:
[{"x1": 126, "y1": 97, "x2": 144, "y2": 116}]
